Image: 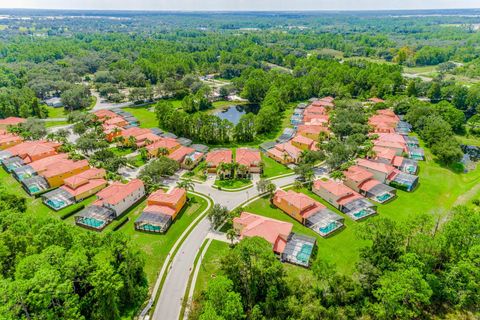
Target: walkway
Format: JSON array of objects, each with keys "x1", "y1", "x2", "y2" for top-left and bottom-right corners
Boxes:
[{"x1": 152, "y1": 175, "x2": 296, "y2": 320}]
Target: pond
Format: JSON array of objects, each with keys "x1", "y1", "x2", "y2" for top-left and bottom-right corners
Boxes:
[{"x1": 214, "y1": 104, "x2": 260, "y2": 125}]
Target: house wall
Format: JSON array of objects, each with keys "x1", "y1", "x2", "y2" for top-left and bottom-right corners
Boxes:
[
  {"x1": 272, "y1": 197, "x2": 304, "y2": 224},
  {"x1": 0, "y1": 139, "x2": 22, "y2": 150},
  {"x1": 343, "y1": 178, "x2": 361, "y2": 193},
  {"x1": 45, "y1": 164, "x2": 90, "y2": 188},
  {"x1": 291, "y1": 140, "x2": 309, "y2": 151},
  {"x1": 149, "y1": 144, "x2": 181, "y2": 158},
  {"x1": 104, "y1": 185, "x2": 146, "y2": 217},
  {"x1": 357, "y1": 166, "x2": 388, "y2": 183},
  {"x1": 73, "y1": 182, "x2": 108, "y2": 202},
  {"x1": 312, "y1": 187, "x2": 341, "y2": 210},
  {"x1": 28, "y1": 150, "x2": 57, "y2": 163},
  {"x1": 299, "y1": 131, "x2": 318, "y2": 141}
]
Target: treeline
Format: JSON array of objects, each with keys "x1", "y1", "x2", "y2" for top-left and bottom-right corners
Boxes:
[
  {"x1": 190, "y1": 206, "x2": 480, "y2": 320},
  {"x1": 392, "y1": 97, "x2": 464, "y2": 165},
  {"x1": 0, "y1": 188, "x2": 148, "y2": 319}
]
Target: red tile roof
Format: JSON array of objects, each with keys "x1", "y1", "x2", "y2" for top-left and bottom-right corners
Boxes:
[
  {"x1": 95, "y1": 179, "x2": 144, "y2": 206},
  {"x1": 146, "y1": 138, "x2": 180, "y2": 152},
  {"x1": 93, "y1": 110, "x2": 117, "y2": 120},
  {"x1": 63, "y1": 178, "x2": 107, "y2": 197},
  {"x1": 375, "y1": 133, "x2": 406, "y2": 144},
  {"x1": 168, "y1": 146, "x2": 195, "y2": 162},
  {"x1": 357, "y1": 158, "x2": 396, "y2": 175},
  {"x1": 274, "y1": 189, "x2": 326, "y2": 219},
  {"x1": 314, "y1": 179, "x2": 355, "y2": 197},
  {"x1": 373, "y1": 146, "x2": 397, "y2": 161},
  {"x1": 343, "y1": 166, "x2": 374, "y2": 183},
  {"x1": 63, "y1": 168, "x2": 106, "y2": 189},
  {"x1": 205, "y1": 149, "x2": 232, "y2": 167},
  {"x1": 104, "y1": 116, "x2": 127, "y2": 126},
  {"x1": 374, "y1": 140, "x2": 406, "y2": 152},
  {"x1": 0, "y1": 117, "x2": 26, "y2": 125},
  {"x1": 41, "y1": 159, "x2": 89, "y2": 178},
  {"x1": 148, "y1": 188, "x2": 185, "y2": 206},
  {"x1": 236, "y1": 148, "x2": 261, "y2": 167},
  {"x1": 29, "y1": 153, "x2": 70, "y2": 171},
  {"x1": 297, "y1": 124, "x2": 331, "y2": 135},
  {"x1": 292, "y1": 134, "x2": 316, "y2": 149},
  {"x1": 234, "y1": 212, "x2": 293, "y2": 254},
  {"x1": 358, "y1": 179, "x2": 381, "y2": 192}
]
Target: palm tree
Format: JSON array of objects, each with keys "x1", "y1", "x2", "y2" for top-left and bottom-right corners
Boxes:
[
  {"x1": 366, "y1": 149, "x2": 377, "y2": 159},
  {"x1": 127, "y1": 136, "x2": 137, "y2": 149},
  {"x1": 226, "y1": 228, "x2": 237, "y2": 247},
  {"x1": 157, "y1": 147, "x2": 169, "y2": 157},
  {"x1": 217, "y1": 162, "x2": 230, "y2": 180},
  {"x1": 237, "y1": 164, "x2": 249, "y2": 179},
  {"x1": 177, "y1": 179, "x2": 194, "y2": 192}
]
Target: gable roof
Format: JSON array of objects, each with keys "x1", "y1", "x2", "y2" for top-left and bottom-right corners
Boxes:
[
  {"x1": 357, "y1": 158, "x2": 396, "y2": 175},
  {"x1": 234, "y1": 211, "x2": 293, "y2": 253},
  {"x1": 236, "y1": 148, "x2": 261, "y2": 167},
  {"x1": 343, "y1": 166, "x2": 374, "y2": 183},
  {"x1": 95, "y1": 179, "x2": 144, "y2": 206},
  {"x1": 0, "y1": 117, "x2": 26, "y2": 125},
  {"x1": 205, "y1": 149, "x2": 232, "y2": 166},
  {"x1": 41, "y1": 159, "x2": 89, "y2": 179}
]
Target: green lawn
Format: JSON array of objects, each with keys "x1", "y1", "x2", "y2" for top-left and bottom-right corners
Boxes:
[
  {"x1": 44, "y1": 120, "x2": 69, "y2": 128},
  {"x1": 122, "y1": 106, "x2": 158, "y2": 129},
  {"x1": 455, "y1": 134, "x2": 480, "y2": 147},
  {"x1": 109, "y1": 146, "x2": 136, "y2": 157},
  {"x1": 193, "y1": 240, "x2": 230, "y2": 295},
  {"x1": 261, "y1": 154, "x2": 292, "y2": 178},
  {"x1": 45, "y1": 106, "x2": 68, "y2": 119},
  {"x1": 214, "y1": 178, "x2": 252, "y2": 190},
  {"x1": 182, "y1": 162, "x2": 207, "y2": 181},
  {"x1": 403, "y1": 65, "x2": 438, "y2": 74}
]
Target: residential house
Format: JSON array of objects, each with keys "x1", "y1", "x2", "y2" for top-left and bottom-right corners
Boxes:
[
  {"x1": 273, "y1": 189, "x2": 344, "y2": 237},
  {"x1": 343, "y1": 165, "x2": 396, "y2": 203},
  {"x1": 11, "y1": 153, "x2": 69, "y2": 179},
  {"x1": 182, "y1": 151, "x2": 204, "y2": 169},
  {"x1": 297, "y1": 124, "x2": 330, "y2": 141},
  {"x1": 291, "y1": 134, "x2": 317, "y2": 151},
  {"x1": 42, "y1": 168, "x2": 107, "y2": 210},
  {"x1": 266, "y1": 142, "x2": 302, "y2": 164},
  {"x1": 356, "y1": 158, "x2": 419, "y2": 191},
  {"x1": 205, "y1": 149, "x2": 232, "y2": 173},
  {"x1": 135, "y1": 188, "x2": 187, "y2": 233},
  {"x1": 76, "y1": 179, "x2": 145, "y2": 230},
  {"x1": 146, "y1": 138, "x2": 181, "y2": 158},
  {"x1": 373, "y1": 146, "x2": 418, "y2": 175},
  {"x1": 0, "y1": 141, "x2": 61, "y2": 165},
  {"x1": 0, "y1": 133, "x2": 22, "y2": 150},
  {"x1": 236, "y1": 148, "x2": 262, "y2": 174},
  {"x1": 0, "y1": 117, "x2": 26, "y2": 130},
  {"x1": 168, "y1": 146, "x2": 196, "y2": 164},
  {"x1": 312, "y1": 180, "x2": 377, "y2": 220}
]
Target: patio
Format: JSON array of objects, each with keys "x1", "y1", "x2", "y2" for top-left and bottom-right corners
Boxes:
[
  {"x1": 281, "y1": 233, "x2": 316, "y2": 267},
  {"x1": 391, "y1": 172, "x2": 418, "y2": 192},
  {"x1": 399, "y1": 158, "x2": 418, "y2": 175},
  {"x1": 364, "y1": 183, "x2": 396, "y2": 204},
  {"x1": 408, "y1": 147, "x2": 425, "y2": 161},
  {"x1": 342, "y1": 198, "x2": 377, "y2": 221},
  {"x1": 12, "y1": 165, "x2": 36, "y2": 181},
  {"x1": 21, "y1": 176, "x2": 49, "y2": 195},
  {"x1": 2, "y1": 156, "x2": 24, "y2": 172},
  {"x1": 135, "y1": 211, "x2": 172, "y2": 233},
  {"x1": 305, "y1": 209, "x2": 344, "y2": 237},
  {"x1": 42, "y1": 188, "x2": 75, "y2": 211},
  {"x1": 75, "y1": 205, "x2": 116, "y2": 230}
]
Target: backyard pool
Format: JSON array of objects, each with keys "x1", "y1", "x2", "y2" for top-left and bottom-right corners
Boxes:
[
  {"x1": 79, "y1": 217, "x2": 105, "y2": 229},
  {"x1": 318, "y1": 221, "x2": 339, "y2": 235},
  {"x1": 296, "y1": 244, "x2": 313, "y2": 264},
  {"x1": 353, "y1": 209, "x2": 372, "y2": 220},
  {"x1": 46, "y1": 199, "x2": 67, "y2": 209},
  {"x1": 376, "y1": 193, "x2": 392, "y2": 203}
]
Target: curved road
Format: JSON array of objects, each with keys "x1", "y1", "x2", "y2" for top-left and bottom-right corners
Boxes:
[{"x1": 152, "y1": 175, "x2": 297, "y2": 320}]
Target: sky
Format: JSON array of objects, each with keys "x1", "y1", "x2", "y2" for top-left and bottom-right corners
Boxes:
[{"x1": 0, "y1": 0, "x2": 479, "y2": 11}]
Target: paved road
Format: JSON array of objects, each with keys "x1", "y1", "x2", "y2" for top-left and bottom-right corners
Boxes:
[{"x1": 152, "y1": 175, "x2": 296, "y2": 320}]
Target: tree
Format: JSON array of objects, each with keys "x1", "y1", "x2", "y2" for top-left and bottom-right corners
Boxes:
[
  {"x1": 176, "y1": 179, "x2": 194, "y2": 192},
  {"x1": 61, "y1": 84, "x2": 92, "y2": 111},
  {"x1": 200, "y1": 276, "x2": 245, "y2": 320},
  {"x1": 226, "y1": 229, "x2": 237, "y2": 246},
  {"x1": 139, "y1": 157, "x2": 179, "y2": 187},
  {"x1": 431, "y1": 138, "x2": 463, "y2": 165},
  {"x1": 220, "y1": 237, "x2": 287, "y2": 316},
  {"x1": 10, "y1": 118, "x2": 47, "y2": 140},
  {"x1": 207, "y1": 204, "x2": 229, "y2": 229},
  {"x1": 256, "y1": 179, "x2": 276, "y2": 197}
]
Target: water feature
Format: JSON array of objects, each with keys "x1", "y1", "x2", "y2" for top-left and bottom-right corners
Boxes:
[{"x1": 214, "y1": 104, "x2": 260, "y2": 125}]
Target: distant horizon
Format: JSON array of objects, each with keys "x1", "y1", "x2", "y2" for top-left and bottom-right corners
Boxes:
[
  {"x1": 1, "y1": 7, "x2": 480, "y2": 13},
  {"x1": 1, "y1": 0, "x2": 480, "y2": 12}
]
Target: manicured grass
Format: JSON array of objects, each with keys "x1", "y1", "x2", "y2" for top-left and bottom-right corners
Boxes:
[
  {"x1": 455, "y1": 134, "x2": 480, "y2": 147},
  {"x1": 44, "y1": 120, "x2": 69, "y2": 128},
  {"x1": 182, "y1": 162, "x2": 207, "y2": 181},
  {"x1": 214, "y1": 178, "x2": 252, "y2": 190},
  {"x1": 193, "y1": 240, "x2": 230, "y2": 295},
  {"x1": 130, "y1": 154, "x2": 147, "y2": 167},
  {"x1": 261, "y1": 154, "x2": 292, "y2": 178},
  {"x1": 403, "y1": 65, "x2": 438, "y2": 74},
  {"x1": 122, "y1": 106, "x2": 158, "y2": 129},
  {"x1": 112, "y1": 194, "x2": 209, "y2": 286},
  {"x1": 45, "y1": 106, "x2": 67, "y2": 118},
  {"x1": 109, "y1": 146, "x2": 135, "y2": 157}
]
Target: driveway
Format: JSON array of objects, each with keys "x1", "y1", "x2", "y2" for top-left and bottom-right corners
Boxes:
[{"x1": 152, "y1": 174, "x2": 296, "y2": 320}]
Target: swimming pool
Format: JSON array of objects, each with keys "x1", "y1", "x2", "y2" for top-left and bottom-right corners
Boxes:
[
  {"x1": 296, "y1": 244, "x2": 313, "y2": 264},
  {"x1": 139, "y1": 224, "x2": 162, "y2": 232},
  {"x1": 319, "y1": 221, "x2": 339, "y2": 235},
  {"x1": 376, "y1": 193, "x2": 392, "y2": 202},
  {"x1": 28, "y1": 185, "x2": 40, "y2": 194},
  {"x1": 353, "y1": 209, "x2": 372, "y2": 219},
  {"x1": 79, "y1": 217, "x2": 105, "y2": 229},
  {"x1": 47, "y1": 199, "x2": 66, "y2": 209}
]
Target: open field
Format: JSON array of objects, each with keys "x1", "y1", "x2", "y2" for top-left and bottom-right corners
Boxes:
[
  {"x1": 122, "y1": 106, "x2": 158, "y2": 129},
  {"x1": 456, "y1": 134, "x2": 480, "y2": 147},
  {"x1": 45, "y1": 105, "x2": 68, "y2": 118}
]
